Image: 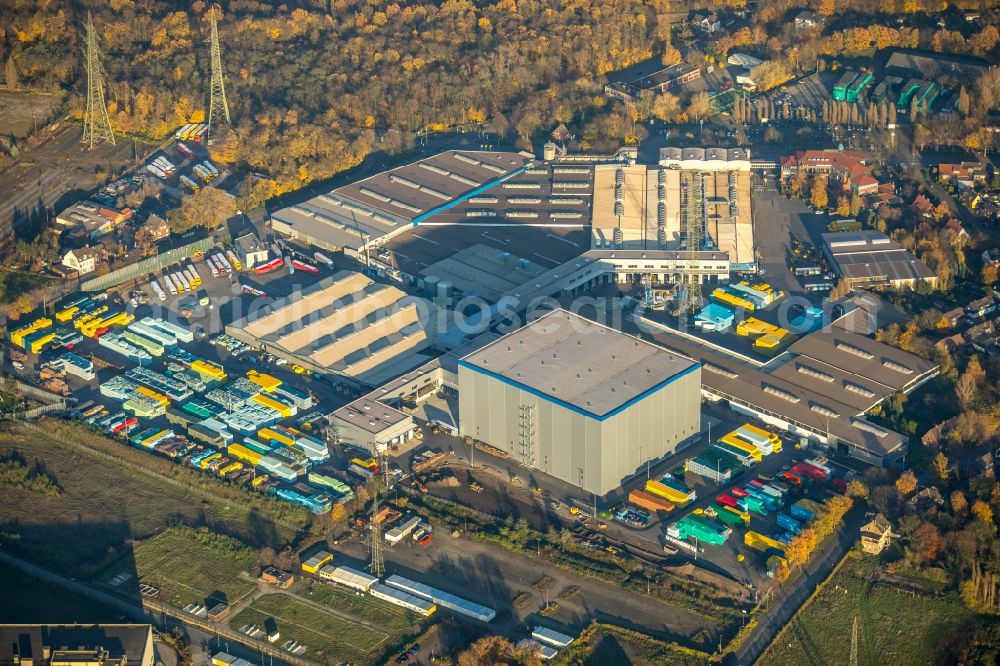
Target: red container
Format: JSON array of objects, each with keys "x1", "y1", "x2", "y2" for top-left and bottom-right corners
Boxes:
[
  {"x1": 782, "y1": 471, "x2": 803, "y2": 485},
  {"x1": 731, "y1": 487, "x2": 750, "y2": 498},
  {"x1": 715, "y1": 494, "x2": 739, "y2": 509}
]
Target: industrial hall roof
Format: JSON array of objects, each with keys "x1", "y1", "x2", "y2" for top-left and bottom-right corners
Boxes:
[{"x1": 459, "y1": 309, "x2": 698, "y2": 419}]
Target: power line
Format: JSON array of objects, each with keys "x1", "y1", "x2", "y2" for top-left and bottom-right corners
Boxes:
[
  {"x1": 207, "y1": 6, "x2": 231, "y2": 143},
  {"x1": 81, "y1": 12, "x2": 115, "y2": 150}
]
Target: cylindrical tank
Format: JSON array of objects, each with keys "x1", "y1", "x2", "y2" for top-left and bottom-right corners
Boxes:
[
  {"x1": 423, "y1": 275, "x2": 440, "y2": 298},
  {"x1": 437, "y1": 280, "x2": 453, "y2": 302},
  {"x1": 542, "y1": 142, "x2": 557, "y2": 161}
]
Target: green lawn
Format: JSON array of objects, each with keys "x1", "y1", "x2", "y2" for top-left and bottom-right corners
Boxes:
[
  {"x1": 759, "y1": 555, "x2": 974, "y2": 666},
  {"x1": 132, "y1": 525, "x2": 257, "y2": 608},
  {"x1": 0, "y1": 422, "x2": 295, "y2": 578},
  {"x1": 230, "y1": 593, "x2": 396, "y2": 665},
  {"x1": 304, "y1": 581, "x2": 421, "y2": 632}
]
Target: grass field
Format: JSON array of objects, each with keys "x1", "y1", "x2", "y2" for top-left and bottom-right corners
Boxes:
[
  {"x1": 230, "y1": 593, "x2": 396, "y2": 665},
  {"x1": 759, "y1": 554, "x2": 975, "y2": 666},
  {"x1": 554, "y1": 623, "x2": 710, "y2": 666},
  {"x1": 0, "y1": 563, "x2": 121, "y2": 623},
  {"x1": 0, "y1": 422, "x2": 295, "y2": 578},
  {"x1": 132, "y1": 525, "x2": 257, "y2": 608},
  {"x1": 305, "y1": 582, "x2": 422, "y2": 632}
]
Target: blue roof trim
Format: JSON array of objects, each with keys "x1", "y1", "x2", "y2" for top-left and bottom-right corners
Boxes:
[
  {"x1": 412, "y1": 166, "x2": 527, "y2": 226},
  {"x1": 458, "y1": 358, "x2": 700, "y2": 421}
]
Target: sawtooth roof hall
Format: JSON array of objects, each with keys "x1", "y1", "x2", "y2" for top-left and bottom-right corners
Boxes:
[{"x1": 269, "y1": 150, "x2": 533, "y2": 257}]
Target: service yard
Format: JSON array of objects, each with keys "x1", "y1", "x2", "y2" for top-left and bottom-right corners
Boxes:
[{"x1": 229, "y1": 592, "x2": 397, "y2": 665}]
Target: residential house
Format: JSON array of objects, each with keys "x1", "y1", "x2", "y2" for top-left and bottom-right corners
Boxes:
[
  {"x1": 859, "y1": 513, "x2": 897, "y2": 555},
  {"x1": 550, "y1": 123, "x2": 572, "y2": 144},
  {"x1": 939, "y1": 161, "x2": 984, "y2": 190},
  {"x1": 943, "y1": 307, "x2": 965, "y2": 327},
  {"x1": 971, "y1": 451, "x2": 994, "y2": 477},
  {"x1": 966, "y1": 293, "x2": 1000, "y2": 319},
  {"x1": 944, "y1": 219, "x2": 969, "y2": 243},
  {"x1": 910, "y1": 194, "x2": 934, "y2": 218},
  {"x1": 934, "y1": 332, "x2": 966, "y2": 355},
  {"x1": 966, "y1": 317, "x2": 1000, "y2": 353},
  {"x1": 140, "y1": 213, "x2": 170, "y2": 243},
  {"x1": 60, "y1": 246, "x2": 103, "y2": 277},
  {"x1": 907, "y1": 486, "x2": 945, "y2": 511},
  {"x1": 794, "y1": 10, "x2": 826, "y2": 30},
  {"x1": 692, "y1": 12, "x2": 721, "y2": 33}
]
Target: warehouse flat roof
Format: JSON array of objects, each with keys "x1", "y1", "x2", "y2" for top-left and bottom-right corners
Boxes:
[
  {"x1": 822, "y1": 231, "x2": 936, "y2": 284},
  {"x1": 460, "y1": 309, "x2": 699, "y2": 419}
]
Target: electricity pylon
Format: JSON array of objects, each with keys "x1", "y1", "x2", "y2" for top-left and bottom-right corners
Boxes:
[
  {"x1": 207, "y1": 6, "x2": 230, "y2": 142},
  {"x1": 81, "y1": 12, "x2": 115, "y2": 150}
]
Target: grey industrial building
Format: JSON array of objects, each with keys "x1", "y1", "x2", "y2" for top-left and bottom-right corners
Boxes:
[
  {"x1": 458, "y1": 309, "x2": 701, "y2": 496},
  {"x1": 822, "y1": 231, "x2": 938, "y2": 290}
]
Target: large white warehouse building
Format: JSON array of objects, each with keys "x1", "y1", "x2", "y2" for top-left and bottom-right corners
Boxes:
[{"x1": 458, "y1": 309, "x2": 701, "y2": 496}]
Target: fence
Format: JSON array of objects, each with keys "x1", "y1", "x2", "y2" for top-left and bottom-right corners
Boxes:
[
  {"x1": 16, "y1": 381, "x2": 70, "y2": 406},
  {"x1": 22, "y1": 403, "x2": 66, "y2": 419},
  {"x1": 81, "y1": 237, "x2": 217, "y2": 292}
]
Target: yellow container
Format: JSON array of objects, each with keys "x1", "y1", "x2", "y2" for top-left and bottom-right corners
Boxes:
[
  {"x1": 644, "y1": 479, "x2": 690, "y2": 505},
  {"x1": 56, "y1": 306, "x2": 79, "y2": 323},
  {"x1": 199, "y1": 452, "x2": 222, "y2": 469},
  {"x1": 228, "y1": 443, "x2": 262, "y2": 465},
  {"x1": 247, "y1": 370, "x2": 282, "y2": 392},
  {"x1": 191, "y1": 359, "x2": 227, "y2": 381},
  {"x1": 218, "y1": 461, "x2": 243, "y2": 477},
  {"x1": 720, "y1": 433, "x2": 763, "y2": 462},
  {"x1": 741, "y1": 423, "x2": 782, "y2": 453},
  {"x1": 744, "y1": 530, "x2": 784, "y2": 552},
  {"x1": 258, "y1": 427, "x2": 295, "y2": 447},
  {"x1": 136, "y1": 386, "x2": 170, "y2": 406},
  {"x1": 253, "y1": 393, "x2": 292, "y2": 417}
]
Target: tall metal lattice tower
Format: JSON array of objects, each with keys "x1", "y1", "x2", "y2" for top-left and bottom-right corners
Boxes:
[
  {"x1": 207, "y1": 6, "x2": 230, "y2": 142},
  {"x1": 367, "y1": 496, "x2": 385, "y2": 579},
  {"x1": 675, "y1": 171, "x2": 705, "y2": 315},
  {"x1": 81, "y1": 12, "x2": 115, "y2": 150}
]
